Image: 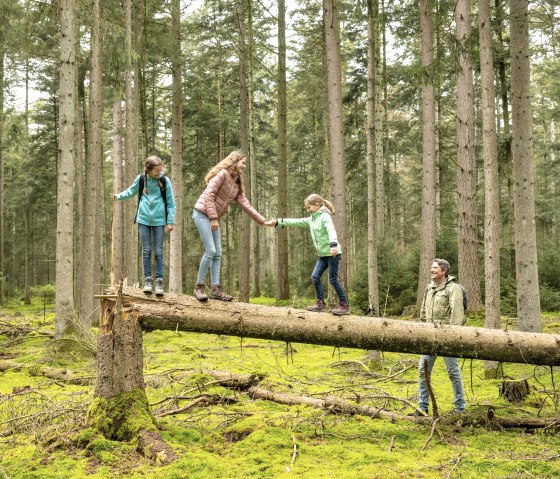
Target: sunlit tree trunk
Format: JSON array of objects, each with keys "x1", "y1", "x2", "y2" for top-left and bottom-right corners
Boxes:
[
  {"x1": 55, "y1": 0, "x2": 76, "y2": 339},
  {"x1": 276, "y1": 0, "x2": 289, "y2": 299},
  {"x1": 455, "y1": 0, "x2": 481, "y2": 311},
  {"x1": 510, "y1": 0, "x2": 541, "y2": 332},
  {"x1": 323, "y1": 0, "x2": 348, "y2": 286},
  {"x1": 478, "y1": 0, "x2": 501, "y2": 376},
  {"x1": 417, "y1": 0, "x2": 437, "y2": 309},
  {"x1": 112, "y1": 98, "x2": 124, "y2": 284},
  {"x1": 169, "y1": 0, "x2": 183, "y2": 294}
]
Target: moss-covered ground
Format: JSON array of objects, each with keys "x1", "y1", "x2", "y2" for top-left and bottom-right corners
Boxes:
[{"x1": 1, "y1": 297, "x2": 559, "y2": 478}]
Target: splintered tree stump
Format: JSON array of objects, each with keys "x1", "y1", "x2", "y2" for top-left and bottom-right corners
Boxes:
[
  {"x1": 87, "y1": 285, "x2": 176, "y2": 463},
  {"x1": 499, "y1": 379, "x2": 530, "y2": 403}
]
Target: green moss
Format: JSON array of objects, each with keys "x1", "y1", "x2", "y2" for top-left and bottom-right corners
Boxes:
[{"x1": 88, "y1": 389, "x2": 157, "y2": 442}]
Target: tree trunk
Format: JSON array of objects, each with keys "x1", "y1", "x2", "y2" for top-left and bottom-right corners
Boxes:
[
  {"x1": 81, "y1": 0, "x2": 103, "y2": 326},
  {"x1": 55, "y1": 0, "x2": 77, "y2": 339},
  {"x1": 323, "y1": 0, "x2": 348, "y2": 286},
  {"x1": 112, "y1": 98, "x2": 124, "y2": 283},
  {"x1": 111, "y1": 286, "x2": 560, "y2": 367},
  {"x1": 237, "y1": 0, "x2": 251, "y2": 302},
  {"x1": 276, "y1": 0, "x2": 289, "y2": 300},
  {"x1": 169, "y1": 0, "x2": 183, "y2": 294},
  {"x1": 416, "y1": 0, "x2": 437, "y2": 311},
  {"x1": 478, "y1": 0, "x2": 501, "y2": 377},
  {"x1": 366, "y1": 0, "x2": 379, "y2": 317},
  {"x1": 0, "y1": 47, "x2": 4, "y2": 305},
  {"x1": 123, "y1": 0, "x2": 137, "y2": 284},
  {"x1": 89, "y1": 288, "x2": 175, "y2": 463},
  {"x1": 510, "y1": 0, "x2": 541, "y2": 332},
  {"x1": 455, "y1": 0, "x2": 481, "y2": 311}
]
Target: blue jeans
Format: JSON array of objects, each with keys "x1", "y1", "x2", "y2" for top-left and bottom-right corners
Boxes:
[
  {"x1": 418, "y1": 355, "x2": 466, "y2": 412},
  {"x1": 193, "y1": 209, "x2": 222, "y2": 285},
  {"x1": 138, "y1": 224, "x2": 164, "y2": 279},
  {"x1": 311, "y1": 254, "x2": 348, "y2": 304}
]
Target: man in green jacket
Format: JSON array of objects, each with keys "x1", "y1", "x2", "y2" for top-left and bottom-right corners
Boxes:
[{"x1": 411, "y1": 258, "x2": 466, "y2": 415}]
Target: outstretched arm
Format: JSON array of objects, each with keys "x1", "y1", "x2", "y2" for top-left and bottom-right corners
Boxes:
[{"x1": 115, "y1": 175, "x2": 141, "y2": 201}]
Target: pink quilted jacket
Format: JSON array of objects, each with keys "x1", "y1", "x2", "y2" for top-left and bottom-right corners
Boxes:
[{"x1": 194, "y1": 169, "x2": 265, "y2": 224}]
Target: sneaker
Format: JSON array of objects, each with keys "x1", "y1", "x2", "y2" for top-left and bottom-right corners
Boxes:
[
  {"x1": 143, "y1": 277, "x2": 153, "y2": 294},
  {"x1": 155, "y1": 278, "x2": 164, "y2": 296},
  {"x1": 306, "y1": 299, "x2": 327, "y2": 312},
  {"x1": 407, "y1": 409, "x2": 429, "y2": 417},
  {"x1": 331, "y1": 302, "x2": 350, "y2": 316},
  {"x1": 194, "y1": 283, "x2": 208, "y2": 301},
  {"x1": 210, "y1": 284, "x2": 233, "y2": 301}
]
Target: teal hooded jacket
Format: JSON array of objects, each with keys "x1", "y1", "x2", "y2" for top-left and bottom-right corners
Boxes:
[
  {"x1": 116, "y1": 174, "x2": 176, "y2": 226},
  {"x1": 277, "y1": 207, "x2": 341, "y2": 257}
]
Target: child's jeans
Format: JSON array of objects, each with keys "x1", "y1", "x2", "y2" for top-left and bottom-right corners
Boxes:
[
  {"x1": 193, "y1": 209, "x2": 222, "y2": 285},
  {"x1": 311, "y1": 254, "x2": 348, "y2": 304},
  {"x1": 138, "y1": 224, "x2": 164, "y2": 279}
]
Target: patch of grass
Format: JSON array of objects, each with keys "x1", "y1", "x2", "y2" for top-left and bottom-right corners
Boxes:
[{"x1": 1, "y1": 303, "x2": 560, "y2": 478}]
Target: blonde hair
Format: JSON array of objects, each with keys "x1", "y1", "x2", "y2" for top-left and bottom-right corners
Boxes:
[
  {"x1": 205, "y1": 150, "x2": 246, "y2": 194},
  {"x1": 305, "y1": 194, "x2": 335, "y2": 214},
  {"x1": 144, "y1": 155, "x2": 163, "y2": 172}
]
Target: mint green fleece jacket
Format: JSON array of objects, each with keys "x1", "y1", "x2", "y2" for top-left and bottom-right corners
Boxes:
[{"x1": 277, "y1": 207, "x2": 341, "y2": 257}]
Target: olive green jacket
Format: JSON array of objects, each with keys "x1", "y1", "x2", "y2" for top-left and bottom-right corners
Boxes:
[{"x1": 419, "y1": 276, "x2": 465, "y2": 326}]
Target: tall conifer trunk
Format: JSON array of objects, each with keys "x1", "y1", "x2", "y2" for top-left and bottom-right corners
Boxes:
[
  {"x1": 55, "y1": 0, "x2": 77, "y2": 339},
  {"x1": 510, "y1": 0, "x2": 541, "y2": 332}
]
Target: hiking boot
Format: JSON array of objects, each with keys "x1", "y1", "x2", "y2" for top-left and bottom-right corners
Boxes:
[
  {"x1": 407, "y1": 409, "x2": 429, "y2": 417},
  {"x1": 210, "y1": 284, "x2": 233, "y2": 301},
  {"x1": 306, "y1": 299, "x2": 327, "y2": 312},
  {"x1": 331, "y1": 302, "x2": 350, "y2": 316},
  {"x1": 143, "y1": 277, "x2": 153, "y2": 294},
  {"x1": 155, "y1": 278, "x2": 164, "y2": 296},
  {"x1": 194, "y1": 283, "x2": 208, "y2": 301}
]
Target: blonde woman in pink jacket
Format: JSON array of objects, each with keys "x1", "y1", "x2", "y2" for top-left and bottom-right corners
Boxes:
[{"x1": 193, "y1": 150, "x2": 266, "y2": 301}]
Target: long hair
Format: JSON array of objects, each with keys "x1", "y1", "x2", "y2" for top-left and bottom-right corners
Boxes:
[
  {"x1": 305, "y1": 194, "x2": 335, "y2": 214},
  {"x1": 205, "y1": 150, "x2": 246, "y2": 194}
]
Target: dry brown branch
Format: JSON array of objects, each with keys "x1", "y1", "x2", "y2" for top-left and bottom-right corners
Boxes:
[{"x1": 388, "y1": 435, "x2": 396, "y2": 452}]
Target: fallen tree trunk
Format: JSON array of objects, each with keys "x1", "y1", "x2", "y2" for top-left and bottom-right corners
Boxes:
[
  {"x1": 0, "y1": 360, "x2": 93, "y2": 385},
  {"x1": 113, "y1": 286, "x2": 560, "y2": 367}
]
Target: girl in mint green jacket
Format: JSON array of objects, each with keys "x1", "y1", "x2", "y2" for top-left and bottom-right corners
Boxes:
[{"x1": 266, "y1": 194, "x2": 349, "y2": 315}]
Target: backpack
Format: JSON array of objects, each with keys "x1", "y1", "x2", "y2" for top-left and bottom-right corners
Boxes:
[
  {"x1": 451, "y1": 282, "x2": 469, "y2": 315},
  {"x1": 134, "y1": 173, "x2": 169, "y2": 224}
]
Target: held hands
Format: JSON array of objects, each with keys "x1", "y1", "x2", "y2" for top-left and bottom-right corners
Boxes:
[{"x1": 264, "y1": 219, "x2": 277, "y2": 227}]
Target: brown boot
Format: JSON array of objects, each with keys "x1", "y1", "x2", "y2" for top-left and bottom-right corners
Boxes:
[
  {"x1": 331, "y1": 302, "x2": 350, "y2": 316},
  {"x1": 194, "y1": 283, "x2": 208, "y2": 301},
  {"x1": 210, "y1": 284, "x2": 233, "y2": 301},
  {"x1": 306, "y1": 299, "x2": 326, "y2": 312}
]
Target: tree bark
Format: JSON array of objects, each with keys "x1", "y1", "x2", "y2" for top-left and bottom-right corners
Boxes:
[
  {"x1": 323, "y1": 0, "x2": 348, "y2": 286},
  {"x1": 366, "y1": 0, "x2": 379, "y2": 317},
  {"x1": 55, "y1": 0, "x2": 76, "y2": 339},
  {"x1": 276, "y1": 0, "x2": 289, "y2": 300},
  {"x1": 169, "y1": 0, "x2": 183, "y2": 294},
  {"x1": 110, "y1": 286, "x2": 560, "y2": 367},
  {"x1": 237, "y1": 0, "x2": 251, "y2": 302},
  {"x1": 0, "y1": 47, "x2": 3, "y2": 305},
  {"x1": 478, "y1": 0, "x2": 501, "y2": 376},
  {"x1": 112, "y1": 98, "x2": 124, "y2": 283},
  {"x1": 416, "y1": 0, "x2": 437, "y2": 311},
  {"x1": 90, "y1": 287, "x2": 175, "y2": 463},
  {"x1": 510, "y1": 0, "x2": 541, "y2": 332},
  {"x1": 455, "y1": 0, "x2": 481, "y2": 311}
]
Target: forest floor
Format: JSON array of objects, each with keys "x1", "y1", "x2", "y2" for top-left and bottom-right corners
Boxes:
[{"x1": 1, "y1": 297, "x2": 560, "y2": 479}]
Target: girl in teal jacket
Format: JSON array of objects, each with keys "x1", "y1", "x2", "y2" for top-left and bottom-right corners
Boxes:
[
  {"x1": 266, "y1": 194, "x2": 349, "y2": 315},
  {"x1": 114, "y1": 155, "x2": 176, "y2": 295}
]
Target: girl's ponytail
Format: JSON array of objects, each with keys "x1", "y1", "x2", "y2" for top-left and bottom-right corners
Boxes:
[{"x1": 305, "y1": 194, "x2": 335, "y2": 214}]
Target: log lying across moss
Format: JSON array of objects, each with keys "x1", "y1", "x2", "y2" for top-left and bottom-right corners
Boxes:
[{"x1": 114, "y1": 286, "x2": 560, "y2": 367}]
